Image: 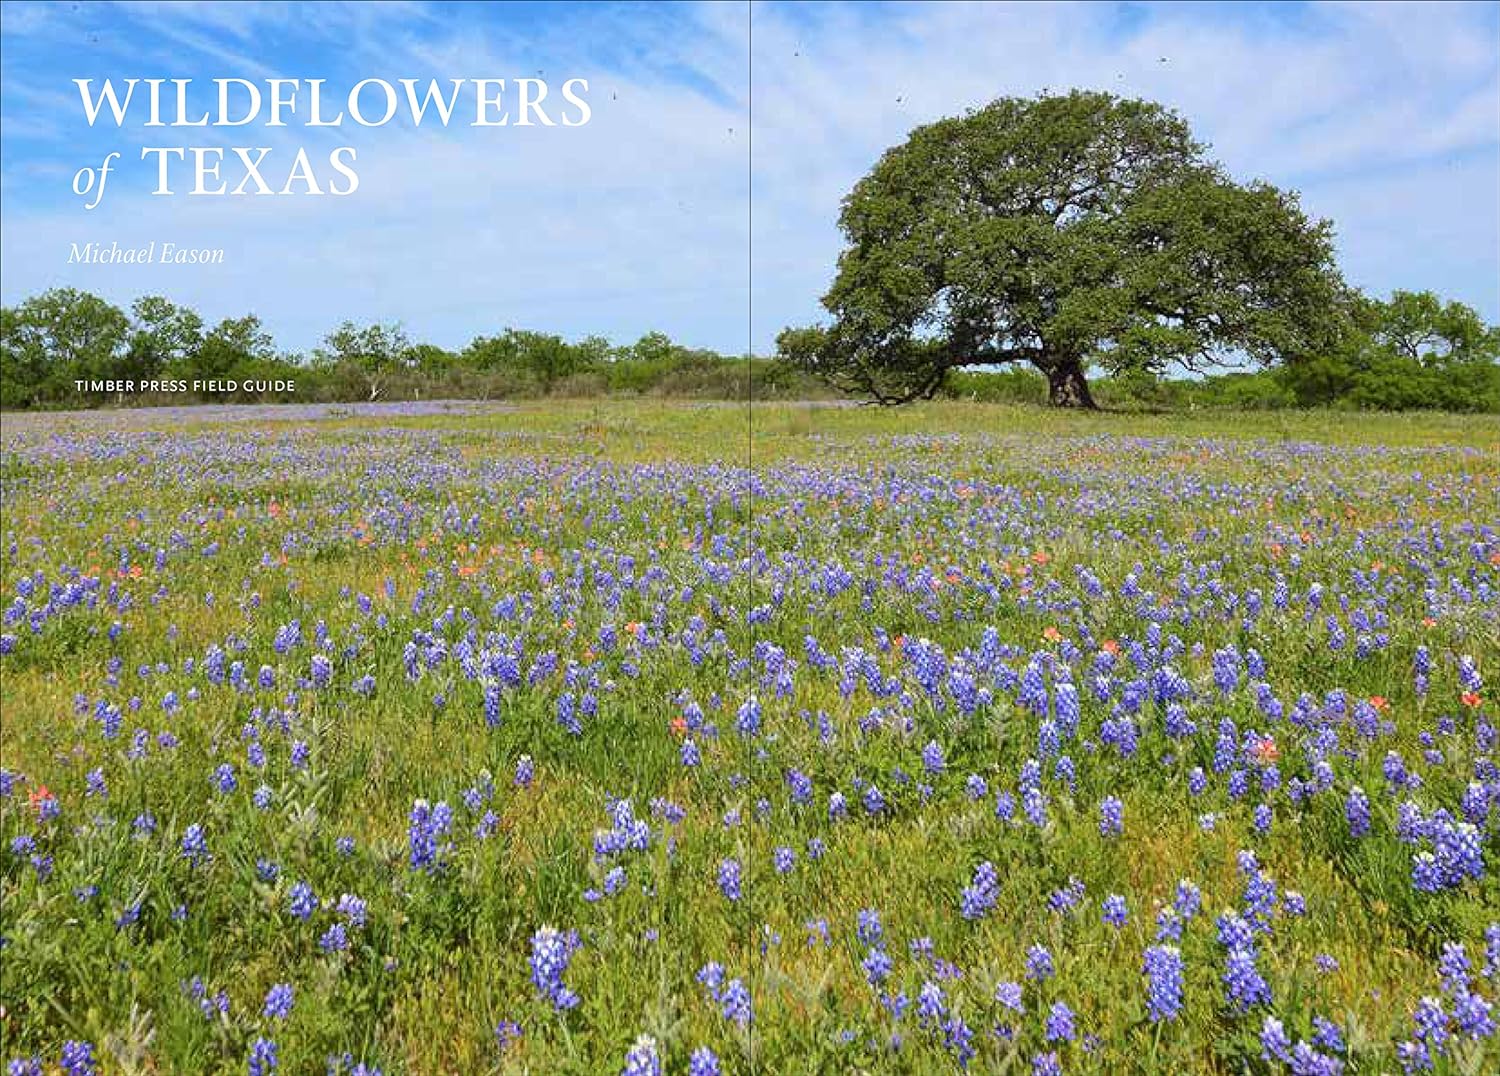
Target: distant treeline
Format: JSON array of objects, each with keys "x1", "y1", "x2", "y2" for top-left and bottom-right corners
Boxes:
[
  {"x1": 2, "y1": 288, "x2": 1497, "y2": 412},
  {"x1": 0, "y1": 290, "x2": 831, "y2": 410}
]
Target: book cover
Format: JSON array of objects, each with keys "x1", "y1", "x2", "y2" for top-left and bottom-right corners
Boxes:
[{"x1": 1, "y1": 3, "x2": 1497, "y2": 1073}]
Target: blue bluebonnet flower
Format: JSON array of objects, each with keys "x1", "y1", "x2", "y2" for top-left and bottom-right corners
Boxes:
[
  {"x1": 1045, "y1": 1002, "x2": 1076, "y2": 1042},
  {"x1": 688, "y1": 1047, "x2": 720, "y2": 1076},
  {"x1": 247, "y1": 1037, "x2": 278, "y2": 1076},
  {"x1": 1458, "y1": 655, "x2": 1483, "y2": 694},
  {"x1": 1461, "y1": 781, "x2": 1490, "y2": 826},
  {"x1": 720, "y1": 978, "x2": 752, "y2": 1026},
  {"x1": 1174, "y1": 880, "x2": 1202, "y2": 920},
  {"x1": 1102, "y1": 894, "x2": 1128, "y2": 929},
  {"x1": 1312, "y1": 1016, "x2": 1345, "y2": 1052},
  {"x1": 1242, "y1": 867, "x2": 1279, "y2": 932},
  {"x1": 115, "y1": 900, "x2": 142, "y2": 930},
  {"x1": 1223, "y1": 947, "x2": 1271, "y2": 1011},
  {"x1": 1025, "y1": 945, "x2": 1055, "y2": 982},
  {"x1": 1412, "y1": 995, "x2": 1448, "y2": 1051},
  {"x1": 1411, "y1": 812, "x2": 1485, "y2": 892},
  {"x1": 786, "y1": 768, "x2": 813, "y2": 805},
  {"x1": 494, "y1": 1019, "x2": 522, "y2": 1053},
  {"x1": 1023, "y1": 786, "x2": 1048, "y2": 828},
  {"x1": 995, "y1": 981, "x2": 1024, "y2": 1012},
  {"x1": 922, "y1": 740, "x2": 946, "y2": 775},
  {"x1": 960, "y1": 861, "x2": 1000, "y2": 920},
  {"x1": 828, "y1": 791, "x2": 847, "y2": 821},
  {"x1": 916, "y1": 980, "x2": 946, "y2": 1026},
  {"x1": 1288, "y1": 1041, "x2": 1343, "y2": 1075},
  {"x1": 717, "y1": 858, "x2": 742, "y2": 902},
  {"x1": 621, "y1": 1035, "x2": 661, "y2": 1076},
  {"x1": 333, "y1": 894, "x2": 367, "y2": 930},
  {"x1": 697, "y1": 961, "x2": 726, "y2": 997},
  {"x1": 1031, "y1": 1051, "x2": 1062, "y2": 1076},
  {"x1": 556, "y1": 692, "x2": 582, "y2": 735},
  {"x1": 1019, "y1": 659, "x2": 1049, "y2": 716},
  {"x1": 181, "y1": 823, "x2": 209, "y2": 866},
  {"x1": 1260, "y1": 1016, "x2": 1291, "y2": 1062},
  {"x1": 1453, "y1": 991, "x2": 1494, "y2": 1039},
  {"x1": 407, "y1": 799, "x2": 453, "y2": 872},
  {"x1": 736, "y1": 696, "x2": 761, "y2": 737},
  {"x1": 1212, "y1": 646, "x2": 1241, "y2": 695},
  {"x1": 995, "y1": 790, "x2": 1016, "y2": 822},
  {"x1": 319, "y1": 923, "x2": 349, "y2": 952},
  {"x1": 264, "y1": 983, "x2": 294, "y2": 1020},
  {"x1": 1143, "y1": 946, "x2": 1183, "y2": 1021},
  {"x1": 602, "y1": 866, "x2": 627, "y2": 896},
  {"x1": 1346, "y1": 787, "x2": 1371, "y2": 837},
  {"x1": 862, "y1": 947, "x2": 893, "y2": 986},
  {"x1": 59, "y1": 1042, "x2": 97, "y2": 1076},
  {"x1": 1396, "y1": 1038, "x2": 1432, "y2": 1072},
  {"x1": 529, "y1": 926, "x2": 581, "y2": 1011},
  {"x1": 288, "y1": 881, "x2": 318, "y2": 920},
  {"x1": 1048, "y1": 876, "x2": 1086, "y2": 916},
  {"x1": 1217, "y1": 910, "x2": 1255, "y2": 952},
  {"x1": 941, "y1": 1012, "x2": 976, "y2": 1067},
  {"x1": 1098, "y1": 795, "x2": 1123, "y2": 837}
]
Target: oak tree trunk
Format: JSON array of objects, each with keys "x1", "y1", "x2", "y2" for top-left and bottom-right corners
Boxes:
[{"x1": 1044, "y1": 358, "x2": 1097, "y2": 409}]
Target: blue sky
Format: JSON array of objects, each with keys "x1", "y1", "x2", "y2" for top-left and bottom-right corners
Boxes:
[{"x1": 1, "y1": 0, "x2": 1496, "y2": 357}]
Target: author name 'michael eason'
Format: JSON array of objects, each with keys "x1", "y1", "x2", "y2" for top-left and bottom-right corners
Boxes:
[{"x1": 68, "y1": 241, "x2": 223, "y2": 264}]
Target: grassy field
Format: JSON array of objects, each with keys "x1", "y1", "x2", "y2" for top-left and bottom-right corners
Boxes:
[{"x1": 1, "y1": 400, "x2": 1497, "y2": 1074}]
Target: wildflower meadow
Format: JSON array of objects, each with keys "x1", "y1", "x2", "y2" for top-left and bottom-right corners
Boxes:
[{"x1": 1, "y1": 400, "x2": 1496, "y2": 1074}]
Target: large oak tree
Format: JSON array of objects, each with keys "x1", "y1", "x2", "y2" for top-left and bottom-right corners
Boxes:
[{"x1": 779, "y1": 91, "x2": 1350, "y2": 407}]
